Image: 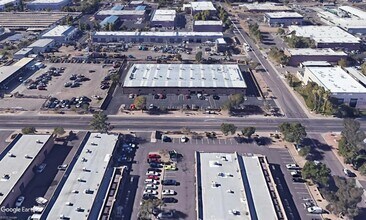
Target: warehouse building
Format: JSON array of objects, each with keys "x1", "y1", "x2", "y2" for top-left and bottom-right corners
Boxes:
[
  {"x1": 41, "y1": 25, "x2": 77, "y2": 43},
  {"x1": 0, "y1": 0, "x2": 19, "y2": 11},
  {"x1": 27, "y1": 0, "x2": 70, "y2": 10},
  {"x1": 189, "y1": 1, "x2": 216, "y2": 15},
  {"x1": 28, "y1": 38, "x2": 55, "y2": 53},
  {"x1": 299, "y1": 66, "x2": 366, "y2": 108},
  {"x1": 41, "y1": 132, "x2": 120, "y2": 220},
  {"x1": 345, "y1": 67, "x2": 366, "y2": 87},
  {"x1": 264, "y1": 12, "x2": 303, "y2": 27},
  {"x1": 92, "y1": 31, "x2": 223, "y2": 43},
  {"x1": 95, "y1": 9, "x2": 146, "y2": 20},
  {"x1": 288, "y1": 25, "x2": 361, "y2": 50},
  {"x1": 122, "y1": 64, "x2": 247, "y2": 95},
  {"x1": 0, "y1": 134, "x2": 54, "y2": 214},
  {"x1": 284, "y1": 48, "x2": 347, "y2": 66},
  {"x1": 150, "y1": 9, "x2": 176, "y2": 28},
  {"x1": 0, "y1": 57, "x2": 34, "y2": 90},
  {"x1": 195, "y1": 152, "x2": 286, "y2": 220},
  {"x1": 99, "y1": 15, "x2": 120, "y2": 28},
  {"x1": 339, "y1": 6, "x2": 366, "y2": 19},
  {"x1": 193, "y1": 20, "x2": 223, "y2": 32},
  {"x1": 13, "y1": 47, "x2": 34, "y2": 60},
  {"x1": 240, "y1": 2, "x2": 292, "y2": 12}
]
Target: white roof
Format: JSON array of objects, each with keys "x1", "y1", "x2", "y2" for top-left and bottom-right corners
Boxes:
[
  {"x1": 0, "y1": 0, "x2": 16, "y2": 6},
  {"x1": 287, "y1": 48, "x2": 347, "y2": 56},
  {"x1": 339, "y1": 6, "x2": 366, "y2": 20},
  {"x1": 28, "y1": 0, "x2": 69, "y2": 4},
  {"x1": 305, "y1": 66, "x2": 366, "y2": 93},
  {"x1": 317, "y1": 9, "x2": 366, "y2": 31},
  {"x1": 240, "y1": 2, "x2": 291, "y2": 11},
  {"x1": 94, "y1": 31, "x2": 223, "y2": 37},
  {"x1": 14, "y1": 47, "x2": 33, "y2": 56},
  {"x1": 124, "y1": 64, "x2": 247, "y2": 89},
  {"x1": 0, "y1": 58, "x2": 34, "y2": 84},
  {"x1": 216, "y1": 38, "x2": 226, "y2": 44},
  {"x1": 28, "y1": 38, "x2": 54, "y2": 48},
  {"x1": 265, "y1": 12, "x2": 303, "y2": 19},
  {"x1": 194, "y1": 20, "x2": 223, "y2": 26},
  {"x1": 151, "y1": 9, "x2": 176, "y2": 22},
  {"x1": 97, "y1": 9, "x2": 145, "y2": 16},
  {"x1": 0, "y1": 135, "x2": 52, "y2": 206},
  {"x1": 42, "y1": 25, "x2": 75, "y2": 38},
  {"x1": 301, "y1": 61, "x2": 332, "y2": 67},
  {"x1": 129, "y1": 0, "x2": 143, "y2": 5},
  {"x1": 44, "y1": 133, "x2": 119, "y2": 220},
  {"x1": 288, "y1": 25, "x2": 360, "y2": 44},
  {"x1": 190, "y1": 1, "x2": 216, "y2": 11},
  {"x1": 345, "y1": 67, "x2": 366, "y2": 86},
  {"x1": 197, "y1": 152, "x2": 279, "y2": 220}
]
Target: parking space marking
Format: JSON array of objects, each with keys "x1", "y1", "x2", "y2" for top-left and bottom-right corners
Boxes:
[
  {"x1": 218, "y1": 139, "x2": 221, "y2": 144},
  {"x1": 224, "y1": 139, "x2": 227, "y2": 144},
  {"x1": 196, "y1": 139, "x2": 198, "y2": 144},
  {"x1": 212, "y1": 139, "x2": 215, "y2": 144},
  {"x1": 201, "y1": 139, "x2": 204, "y2": 144},
  {"x1": 230, "y1": 139, "x2": 233, "y2": 144}
]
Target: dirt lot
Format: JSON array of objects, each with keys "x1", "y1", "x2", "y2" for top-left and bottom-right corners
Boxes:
[{"x1": 13, "y1": 63, "x2": 114, "y2": 108}]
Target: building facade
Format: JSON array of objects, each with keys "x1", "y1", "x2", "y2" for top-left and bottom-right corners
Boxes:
[
  {"x1": 27, "y1": 0, "x2": 70, "y2": 10},
  {"x1": 264, "y1": 12, "x2": 303, "y2": 27},
  {"x1": 193, "y1": 20, "x2": 223, "y2": 32},
  {"x1": 285, "y1": 48, "x2": 348, "y2": 66},
  {"x1": 41, "y1": 25, "x2": 77, "y2": 43}
]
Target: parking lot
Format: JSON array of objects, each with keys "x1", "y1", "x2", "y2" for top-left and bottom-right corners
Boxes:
[
  {"x1": 13, "y1": 63, "x2": 116, "y2": 109},
  {"x1": 123, "y1": 132, "x2": 321, "y2": 220}
]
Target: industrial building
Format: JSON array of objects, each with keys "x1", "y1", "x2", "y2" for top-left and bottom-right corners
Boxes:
[
  {"x1": 299, "y1": 66, "x2": 366, "y2": 108},
  {"x1": 195, "y1": 152, "x2": 286, "y2": 220},
  {"x1": 284, "y1": 48, "x2": 347, "y2": 66},
  {"x1": 189, "y1": 1, "x2": 216, "y2": 15},
  {"x1": 240, "y1": 2, "x2": 292, "y2": 12},
  {"x1": 345, "y1": 67, "x2": 366, "y2": 87},
  {"x1": 288, "y1": 25, "x2": 361, "y2": 50},
  {"x1": 99, "y1": 15, "x2": 120, "y2": 28},
  {"x1": 41, "y1": 132, "x2": 120, "y2": 220},
  {"x1": 28, "y1": 38, "x2": 55, "y2": 53},
  {"x1": 122, "y1": 64, "x2": 247, "y2": 95},
  {"x1": 92, "y1": 31, "x2": 223, "y2": 43},
  {"x1": 193, "y1": 20, "x2": 223, "y2": 32},
  {"x1": 0, "y1": 134, "x2": 54, "y2": 213},
  {"x1": 0, "y1": 57, "x2": 34, "y2": 90},
  {"x1": 13, "y1": 47, "x2": 34, "y2": 60},
  {"x1": 317, "y1": 7, "x2": 366, "y2": 34},
  {"x1": 150, "y1": 9, "x2": 176, "y2": 28},
  {"x1": 41, "y1": 25, "x2": 77, "y2": 43},
  {"x1": 27, "y1": 0, "x2": 70, "y2": 10},
  {"x1": 264, "y1": 12, "x2": 303, "y2": 27},
  {"x1": 0, "y1": 0, "x2": 18, "y2": 11},
  {"x1": 95, "y1": 9, "x2": 146, "y2": 20}
]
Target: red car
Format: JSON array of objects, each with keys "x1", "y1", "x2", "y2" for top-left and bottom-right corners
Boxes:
[
  {"x1": 148, "y1": 158, "x2": 161, "y2": 163},
  {"x1": 148, "y1": 154, "x2": 161, "y2": 159},
  {"x1": 147, "y1": 175, "x2": 159, "y2": 180}
]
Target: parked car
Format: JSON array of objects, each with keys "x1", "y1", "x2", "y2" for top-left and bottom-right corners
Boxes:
[
  {"x1": 164, "y1": 165, "x2": 177, "y2": 171},
  {"x1": 343, "y1": 168, "x2": 354, "y2": 177},
  {"x1": 147, "y1": 168, "x2": 161, "y2": 172},
  {"x1": 146, "y1": 171, "x2": 160, "y2": 176},
  {"x1": 157, "y1": 210, "x2": 175, "y2": 219},
  {"x1": 286, "y1": 164, "x2": 300, "y2": 170},
  {"x1": 162, "y1": 190, "x2": 176, "y2": 195},
  {"x1": 180, "y1": 136, "x2": 188, "y2": 143},
  {"x1": 142, "y1": 194, "x2": 157, "y2": 200},
  {"x1": 36, "y1": 163, "x2": 47, "y2": 173},
  {"x1": 162, "y1": 179, "x2": 177, "y2": 186},
  {"x1": 307, "y1": 206, "x2": 323, "y2": 214},
  {"x1": 143, "y1": 190, "x2": 158, "y2": 195},
  {"x1": 145, "y1": 184, "x2": 158, "y2": 190},
  {"x1": 147, "y1": 175, "x2": 159, "y2": 180},
  {"x1": 35, "y1": 197, "x2": 48, "y2": 205},
  {"x1": 148, "y1": 153, "x2": 161, "y2": 159},
  {"x1": 57, "y1": 164, "x2": 68, "y2": 171},
  {"x1": 162, "y1": 197, "x2": 178, "y2": 203},
  {"x1": 290, "y1": 171, "x2": 301, "y2": 178},
  {"x1": 15, "y1": 196, "x2": 25, "y2": 207},
  {"x1": 150, "y1": 163, "x2": 163, "y2": 168}
]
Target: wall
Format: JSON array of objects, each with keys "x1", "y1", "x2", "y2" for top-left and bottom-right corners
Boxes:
[{"x1": 122, "y1": 87, "x2": 246, "y2": 96}]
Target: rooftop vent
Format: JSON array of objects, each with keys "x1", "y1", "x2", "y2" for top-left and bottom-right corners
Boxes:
[
  {"x1": 86, "y1": 149, "x2": 92, "y2": 153},
  {"x1": 65, "y1": 202, "x2": 73, "y2": 206},
  {"x1": 72, "y1": 190, "x2": 79, "y2": 194},
  {"x1": 218, "y1": 172, "x2": 225, "y2": 177},
  {"x1": 8, "y1": 153, "x2": 15, "y2": 157},
  {"x1": 211, "y1": 181, "x2": 220, "y2": 188},
  {"x1": 76, "y1": 207, "x2": 84, "y2": 212},
  {"x1": 94, "y1": 134, "x2": 101, "y2": 138},
  {"x1": 25, "y1": 154, "x2": 32, "y2": 159},
  {"x1": 227, "y1": 189, "x2": 234, "y2": 193},
  {"x1": 2, "y1": 174, "x2": 10, "y2": 180},
  {"x1": 81, "y1": 157, "x2": 87, "y2": 162},
  {"x1": 226, "y1": 173, "x2": 233, "y2": 177},
  {"x1": 90, "y1": 142, "x2": 97, "y2": 146},
  {"x1": 214, "y1": 161, "x2": 222, "y2": 166},
  {"x1": 77, "y1": 178, "x2": 84, "y2": 182},
  {"x1": 229, "y1": 210, "x2": 240, "y2": 215},
  {"x1": 220, "y1": 156, "x2": 227, "y2": 161},
  {"x1": 36, "y1": 140, "x2": 42, "y2": 144}
]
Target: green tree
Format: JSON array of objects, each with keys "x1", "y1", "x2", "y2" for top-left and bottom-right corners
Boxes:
[
  {"x1": 361, "y1": 62, "x2": 366, "y2": 76},
  {"x1": 139, "y1": 198, "x2": 165, "y2": 219},
  {"x1": 21, "y1": 127, "x2": 36, "y2": 134},
  {"x1": 338, "y1": 58, "x2": 348, "y2": 68},
  {"x1": 133, "y1": 96, "x2": 146, "y2": 110},
  {"x1": 359, "y1": 163, "x2": 366, "y2": 176},
  {"x1": 90, "y1": 112, "x2": 110, "y2": 133},
  {"x1": 298, "y1": 145, "x2": 311, "y2": 157},
  {"x1": 279, "y1": 122, "x2": 307, "y2": 144},
  {"x1": 302, "y1": 161, "x2": 331, "y2": 187},
  {"x1": 53, "y1": 127, "x2": 65, "y2": 136},
  {"x1": 241, "y1": 127, "x2": 256, "y2": 139},
  {"x1": 195, "y1": 51, "x2": 203, "y2": 63},
  {"x1": 277, "y1": 28, "x2": 285, "y2": 35},
  {"x1": 110, "y1": 74, "x2": 120, "y2": 83},
  {"x1": 220, "y1": 123, "x2": 237, "y2": 136}
]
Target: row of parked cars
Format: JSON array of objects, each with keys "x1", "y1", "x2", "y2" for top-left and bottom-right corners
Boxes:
[
  {"x1": 26, "y1": 67, "x2": 65, "y2": 90},
  {"x1": 44, "y1": 96, "x2": 92, "y2": 109}
]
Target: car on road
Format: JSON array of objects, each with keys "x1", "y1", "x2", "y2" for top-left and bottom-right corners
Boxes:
[
  {"x1": 162, "y1": 179, "x2": 177, "y2": 186},
  {"x1": 157, "y1": 210, "x2": 175, "y2": 219},
  {"x1": 162, "y1": 190, "x2": 176, "y2": 195},
  {"x1": 15, "y1": 196, "x2": 25, "y2": 207},
  {"x1": 147, "y1": 175, "x2": 159, "y2": 180},
  {"x1": 143, "y1": 190, "x2": 158, "y2": 195},
  {"x1": 180, "y1": 136, "x2": 188, "y2": 143},
  {"x1": 286, "y1": 164, "x2": 300, "y2": 170},
  {"x1": 145, "y1": 184, "x2": 158, "y2": 190},
  {"x1": 36, "y1": 163, "x2": 47, "y2": 173},
  {"x1": 35, "y1": 197, "x2": 48, "y2": 205},
  {"x1": 146, "y1": 171, "x2": 160, "y2": 176},
  {"x1": 164, "y1": 165, "x2": 177, "y2": 171},
  {"x1": 343, "y1": 168, "x2": 354, "y2": 177},
  {"x1": 144, "y1": 179, "x2": 159, "y2": 184},
  {"x1": 162, "y1": 197, "x2": 178, "y2": 203}
]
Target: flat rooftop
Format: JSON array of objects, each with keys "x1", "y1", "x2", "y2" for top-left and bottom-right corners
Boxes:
[
  {"x1": 317, "y1": 9, "x2": 366, "y2": 30},
  {"x1": 124, "y1": 64, "x2": 247, "y2": 88},
  {"x1": 14, "y1": 47, "x2": 33, "y2": 56},
  {"x1": 0, "y1": 58, "x2": 34, "y2": 84},
  {"x1": 0, "y1": 0, "x2": 16, "y2": 6},
  {"x1": 42, "y1": 25, "x2": 75, "y2": 38},
  {"x1": 0, "y1": 135, "x2": 52, "y2": 205},
  {"x1": 97, "y1": 9, "x2": 145, "y2": 16},
  {"x1": 28, "y1": 38, "x2": 54, "y2": 48},
  {"x1": 345, "y1": 67, "x2": 366, "y2": 86},
  {"x1": 288, "y1": 25, "x2": 360, "y2": 44},
  {"x1": 265, "y1": 12, "x2": 303, "y2": 19},
  {"x1": 28, "y1": 0, "x2": 68, "y2": 4},
  {"x1": 240, "y1": 2, "x2": 291, "y2": 11},
  {"x1": 339, "y1": 6, "x2": 366, "y2": 19},
  {"x1": 286, "y1": 48, "x2": 347, "y2": 56},
  {"x1": 43, "y1": 133, "x2": 119, "y2": 220},
  {"x1": 190, "y1": 1, "x2": 216, "y2": 11},
  {"x1": 196, "y1": 152, "x2": 279, "y2": 220},
  {"x1": 93, "y1": 31, "x2": 223, "y2": 37},
  {"x1": 306, "y1": 66, "x2": 366, "y2": 93},
  {"x1": 194, "y1": 20, "x2": 223, "y2": 26},
  {"x1": 151, "y1": 9, "x2": 176, "y2": 22}
]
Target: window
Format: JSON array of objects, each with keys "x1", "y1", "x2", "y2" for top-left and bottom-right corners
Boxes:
[{"x1": 349, "y1": 98, "x2": 358, "y2": 108}]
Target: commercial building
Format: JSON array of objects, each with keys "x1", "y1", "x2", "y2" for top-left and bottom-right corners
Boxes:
[
  {"x1": 28, "y1": 38, "x2": 55, "y2": 53},
  {"x1": 239, "y1": 2, "x2": 292, "y2": 12},
  {"x1": 27, "y1": 0, "x2": 70, "y2": 10},
  {"x1": 95, "y1": 9, "x2": 146, "y2": 20},
  {"x1": 193, "y1": 20, "x2": 223, "y2": 32},
  {"x1": 190, "y1": 1, "x2": 216, "y2": 15},
  {"x1": 288, "y1": 25, "x2": 361, "y2": 50},
  {"x1": 150, "y1": 9, "x2": 176, "y2": 28},
  {"x1": 92, "y1": 31, "x2": 223, "y2": 43},
  {"x1": 195, "y1": 152, "x2": 286, "y2": 220},
  {"x1": 0, "y1": 0, "x2": 18, "y2": 11},
  {"x1": 111, "y1": 5, "x2": 124, "y2": 11},
  {"x1": 122, "y1": 64, "x2": 247, "y2": 95},
  {"x1": 345, "y1": 67, "x2": 366, "y2": 87},
  {"x1": 0, "y1": 134, "x2": 54, "y2": 213},
  {"x1": 339, "y1": 6, "x2": 366, "y2": 20},
  {"x1": 41, "y1": 25, "x2": 77, "y2": 42},
  {"x1": 13, "y1": 47, "x2": 34, "y2": 60},
  {"x1": 300, "y1": 66, "x2": 366, "y2": 108},
  {"x1": 99, "y1": 15, "x2": 120, "y2": 28},
  {"x1": 41, "y1": 132, "x2": 120, "y2": 220},
  {"x1": 0, "y1": 57, "x2": 34, "y2": 90},
  {"x1": 284, "y1": 48, "x2": 347, "y2": 66},
  {"x1": 317, "y1": 7, "x2": 366, "y2": 34},
  {"x1": 264, "y1": 12, "x2": 303, "y2": 27}
]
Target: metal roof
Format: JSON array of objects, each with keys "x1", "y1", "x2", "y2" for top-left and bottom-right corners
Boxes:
[
  {"x1": 100, "y1": 15, "x2": 119, "y2": 26},
  {"x1": 151, "y1": 9, "x2": 176, "y2": 22},
  {"x1": 28, "y1": 0, "x2": 69, "y2": 4},
  {"x1": 0, "y1": 57, "x2": 34, "y2": 84},
  {"x1": 42, "y1": 25, "x2": 75, "y2": 38},
  {"x1": 190, "y1": 2, "x2": 216, "y2": 11},
  {"x1": 124, "y1": 64, "x2": 247, "y2": 89},
  {"x1": 28, "y1": 38, "x2": 54, "y2": 48}
]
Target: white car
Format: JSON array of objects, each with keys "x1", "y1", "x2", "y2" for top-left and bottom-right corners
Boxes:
[
  {"x1": 145, "y1": 184, "x2": 158, "y2": 190},
  {"x1": 35, "y1": 197, "x2": 48, "y2": 205},
  {"x1": 180, "y1": 136, "x2": 188, "y2": 143},
  {"x1": 143, "y1": 189, "x2": 158, "y2": 195},
  {"x1": 162, "y1": 189, "x2": 176, "y2": 195},
  {"x1": 144, "y1": 179, "x2": 158, "y2": 184},
  {"x1": 146, "y1": 171, "x2": 160, "y2": 176},
  {"x1": 286, "y1": 164, "x2": 300, "y2": 170},
  {"x1": 15, "y1": 196, "x2": 25, "y2": 207},
  {"x1": 307, "y1": 206, "x2": 322, "y2": 214}
]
